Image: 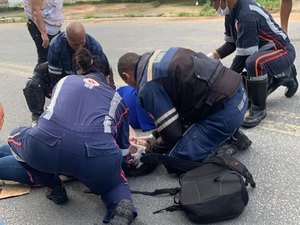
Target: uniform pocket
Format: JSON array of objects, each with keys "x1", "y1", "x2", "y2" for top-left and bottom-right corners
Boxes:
[
  {"x1": 84, "y1": 141, "x2": 119, "y2": 158},
  {"x1": 28, "y1": 128, "x2": 61, "y2": 147}
]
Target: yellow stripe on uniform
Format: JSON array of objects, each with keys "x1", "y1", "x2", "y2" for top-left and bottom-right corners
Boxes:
[
  {"x1": 156, "y1": 108, "x2": 177, "y2": 125},
  {"x1": 157, "y1": 113, "x2": 179, "y2": 132},
  {"x1": 147, "y1": 50, "x2": 161, "y2": 82}
]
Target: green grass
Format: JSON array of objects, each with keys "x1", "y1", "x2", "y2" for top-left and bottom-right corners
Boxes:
[
  {"x1": 199, "y1": 3, "x2": 216, "y2": 16},
  {"x1": 177, "y1": 12, "x2": 194, "y2": 16},
  {"x1": 83, "y1": 14, "x2": 95, "y2": 19},
  {"x1": 124, "y1": 13, "x2": 145, "y2": 17},
  {"x1": 256, "y1": 0, "x2": 280, "y2": 11}
]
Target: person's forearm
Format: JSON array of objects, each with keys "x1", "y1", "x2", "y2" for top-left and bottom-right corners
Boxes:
[
  {"x1": 208, "y1": 42, "x2": 236, "y2": 60},
  {"x1": 31, "y1": 0, "x2": 49, "y2": 48},
  {"x1": 280, "y1": 0, "x2": 293, "y2": 33},
  {"x1": 31, "y1": 0, "x2": 46, "y2": 36}
]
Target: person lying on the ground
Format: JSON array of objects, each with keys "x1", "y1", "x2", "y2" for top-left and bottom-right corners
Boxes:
[
  {"x1": 0, "y1": 126, "x2": 149, "y2": 186},
  {"x1": 117, "y1": 85, "x2": 156, "y2": 132}
]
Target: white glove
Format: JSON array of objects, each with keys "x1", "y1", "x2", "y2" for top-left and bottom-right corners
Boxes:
[
  {"x1": 130, "y1": 144, "x2": 146, "y2": 168},
  {"x1": 135, "y1": 133, "x2": 156, "y2": 146},
  {"x1": 207, "y1": 52, "x2": 214, "y2": 58}
]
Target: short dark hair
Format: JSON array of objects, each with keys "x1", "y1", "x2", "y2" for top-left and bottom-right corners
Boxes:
[{"x1": 117, "y1": 52, "x2": 140, "y2": 78}]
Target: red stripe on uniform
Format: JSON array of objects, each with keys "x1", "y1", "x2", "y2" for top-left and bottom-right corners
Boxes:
[
  {"x1": 120, "y1": 170, "x2": 128, "y2": 182},
  {"x1": 255, "y1": 50, "x2": 285, "y2": 76},
  {"x1": 7, "y1": 139, "x2": 22, "y2": 146},
  {"x1": 7, "y1": 132, "x2": 21, "y2": 139}
]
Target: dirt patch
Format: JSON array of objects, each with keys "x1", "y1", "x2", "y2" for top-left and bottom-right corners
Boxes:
[
  {"x1": 63, "y1": 2, "x2": 204, "y2": 19},
  {"x1": 64, "y1": 4, "x2": 96, "y2": 16},
  {"x1": 1, "y1": 1, "x2": 300, "y2": 23}
]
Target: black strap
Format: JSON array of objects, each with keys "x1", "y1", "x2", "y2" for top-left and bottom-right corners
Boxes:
[
  {"x1": 141, "y1": 153, "x2": 202, "y2": 172},
  {"x1": 141, "y1": 153, "x2": 256, "y2": 188},
  {"x1": 153, "y1": 205, "x2": 182, "y2": 214},
  {"x1": 131, "y1": 187, "x2": 180, "y2": 196}
]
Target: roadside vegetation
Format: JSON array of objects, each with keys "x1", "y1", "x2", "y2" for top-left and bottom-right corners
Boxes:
[{"x1": 0, "y1": 0, "x2": 281, "y2": 22}]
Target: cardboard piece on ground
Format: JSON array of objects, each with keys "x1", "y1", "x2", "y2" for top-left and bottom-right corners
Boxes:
[{"x1": 0, "y1": 182, "x2": 31, "y2": 199}]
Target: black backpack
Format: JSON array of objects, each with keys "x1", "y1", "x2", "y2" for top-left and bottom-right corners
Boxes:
[{"x1": 132, "y1": 153, "x2": 256, "y2": 224}]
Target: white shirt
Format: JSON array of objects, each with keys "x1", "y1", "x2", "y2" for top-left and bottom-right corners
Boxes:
[{"x1": 23, "y1": 0, "x2": 63, "y2": 35}]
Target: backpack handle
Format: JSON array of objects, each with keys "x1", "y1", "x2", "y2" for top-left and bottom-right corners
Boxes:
[{"x1": 209, "y1": 154, "x2": 256, "y2": 188}]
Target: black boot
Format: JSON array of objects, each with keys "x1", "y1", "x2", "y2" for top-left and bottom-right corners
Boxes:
[
  {"x1": 285, "y1": 64, "x2": 298, "y2": 97},
  {"x1": 46, "y1": 185, "x2": 68, "y2": 205},
  {"x1": 242, "y1": 78, "x2": 267, "y2": 128},
  {"x1": 215, "y1": 142, "x2": 238, "y2": 156},
  {"x1": 23, "y1": 78, "x2": 46, "y2": 124},
  {"x1": 226, "y1": 128, "x2": 252, "y2": 150},
  {"x1": 108, "y1": 199, "x2": 134, "y2": 225},
  {"x1": 267, "y1": 64, "x2": 298, "y2": 97},
  {"x1": 241, "y1": 71, "x2": 252, "y2": 109}
]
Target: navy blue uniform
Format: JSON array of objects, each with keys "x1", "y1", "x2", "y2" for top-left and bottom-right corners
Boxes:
[
  {"x1": 8, "y1": 74, "x2": 135, "y2": 222},
  {"x1": 218, "y1": 0, "x2": 295, "y2": 81},
  {"x1": 48, "y1": 32, "x2": 110, "y2": 83},
  {"x1": 135, "y1": 48, "x2": 248, "y2": 161}
]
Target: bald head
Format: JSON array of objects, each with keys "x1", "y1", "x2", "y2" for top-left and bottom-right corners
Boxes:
[{"x1": 65, "y1": 22, "x2": 86, "y2": 51}]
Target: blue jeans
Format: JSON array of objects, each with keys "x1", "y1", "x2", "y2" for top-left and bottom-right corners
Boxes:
[
  {"x1": 169, "y1": 84, "x2": 248, "y2": 161},
  {"x1": 0, "y1": 144, "x2": 33, "y2": 185}
]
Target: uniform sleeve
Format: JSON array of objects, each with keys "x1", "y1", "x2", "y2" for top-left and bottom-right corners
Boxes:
[
  {"x1": 230, "y1": 55, "x2": 248, "y2": 73},
  {"x1": 236, "y1": 15, "x2": 259, "y2": 56},
  {"x1": 139, "y1": 82, "x2": 182, "y2": 154},
  {"x1": 48, "y1": 41, "x2": 63, "y2": 86},
  {"x1": 224, "y1": 15, "x2": 235, "y2": 43},
  {"x1": 216, "y1": 16, "x2": 236, "y2": 59},
  {"x1": 115, "y1": 100, "x2": 131, "y2": 156},
  {"x1": 115, "y1": 114, "x2": 131, "y2": 156},
  {"x1": 216, "y1": 42, "x2": 236, "y2": 59}
]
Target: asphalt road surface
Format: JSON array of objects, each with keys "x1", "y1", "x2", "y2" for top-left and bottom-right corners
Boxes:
[{"x1": 0, "y1": 17, "x2": 300, "y2": 225}]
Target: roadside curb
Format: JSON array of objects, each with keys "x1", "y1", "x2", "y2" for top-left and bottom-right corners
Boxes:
[{"x1": 0, "y1": 17, "x2": 25, "y2": 23}]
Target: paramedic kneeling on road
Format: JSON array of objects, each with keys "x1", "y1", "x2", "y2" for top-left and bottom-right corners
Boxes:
[
  {"x1": 8, "y1": 48, "x2": 136, "y2": 225},
  {"x1": 207, "y1": 0, "x2": 298, "y2": 128},
  {"x1": 118, "y1": 47, "x2": 248, "y2": 164}
]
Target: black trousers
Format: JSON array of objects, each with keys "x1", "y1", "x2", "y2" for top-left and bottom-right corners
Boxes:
[{"x1": 27, "y1": 19, "x2": 59, "y2": 65}]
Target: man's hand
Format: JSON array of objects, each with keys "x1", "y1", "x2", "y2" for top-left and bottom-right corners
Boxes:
[
  {"x1": 41, "y1": 32, "x2": 49, "y2": 48},
  {"x1": 207, "y1": 51, "x2": 221, "y2": 59},
  {"x1": 130, "y1": 144, "x2": 146, "y2": 168}
]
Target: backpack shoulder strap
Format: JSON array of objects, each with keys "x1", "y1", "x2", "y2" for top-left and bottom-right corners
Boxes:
[{"x1": 209, "y1": 154, "x2": 256, "y2": 187}]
